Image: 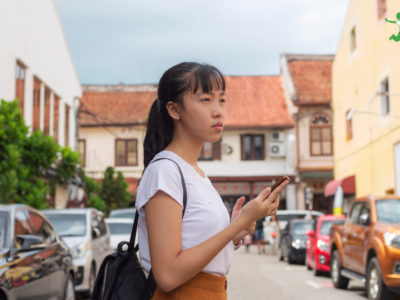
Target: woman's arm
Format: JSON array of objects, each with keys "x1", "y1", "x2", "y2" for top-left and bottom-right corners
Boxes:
[{"x1": 145, "y1": 183, "x2": 286, "y2": 292}]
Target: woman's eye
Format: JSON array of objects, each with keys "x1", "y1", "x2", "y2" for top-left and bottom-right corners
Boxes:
[
  {"x1": 220, "y1": 98, "x2": 226, "y2": 103},
  {"x1": 201, "y1": 98, "x2": 210, "y2": 102}
]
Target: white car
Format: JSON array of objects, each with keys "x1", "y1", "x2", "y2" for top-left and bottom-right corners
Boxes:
[
  {"x1": 105, "y1": 218, "x2": 135, "y2": 249},
  {"x1": 109, "y1": 208, "x2": 136, "y2": 219},
  {"x1": 42, "y1": 208, "x2": 113, "y2": 297}
]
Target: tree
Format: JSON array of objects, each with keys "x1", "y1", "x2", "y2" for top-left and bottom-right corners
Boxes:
[
  {"x1": 84, "y1": 175, "x2": 106, "y2": 212},
  {"x1": 99, "y1": 167, "x2": 131, "y2": 216},
  {"x1": 0, "y1": 99, "x2": 82, "y2": 209}
]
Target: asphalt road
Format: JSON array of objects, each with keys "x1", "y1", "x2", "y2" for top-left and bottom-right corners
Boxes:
[{"x1": 227, "y1": 245, "x2": 367, "y2": 300}]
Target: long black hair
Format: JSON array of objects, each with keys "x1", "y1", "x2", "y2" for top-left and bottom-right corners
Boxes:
[{"x1": 143, "y1": 62, "x2": 226, "y2": 169}]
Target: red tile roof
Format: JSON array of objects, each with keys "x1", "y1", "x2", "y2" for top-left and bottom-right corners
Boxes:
[
  {"x1": 224, "y1": 76, "x2": 293, "y2": 128},
  {"x1": 286, "y1": 55, "x2": 333, "y2": 105},
  {"x1": 79, "y1": 85, "x2": 157, "y2": 126},
  {"x1": 79, "y1": 77, "x2": 294, "y2": 129}
]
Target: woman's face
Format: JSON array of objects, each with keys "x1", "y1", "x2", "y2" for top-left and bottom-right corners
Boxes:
[{"x1": 179, "y1": 86, "x2": 226, "y2": 144}]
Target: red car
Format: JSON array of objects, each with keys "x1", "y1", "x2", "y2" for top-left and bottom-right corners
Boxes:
[{"x1": 306, "y1": 215, "x2": 345, "y2": 276}]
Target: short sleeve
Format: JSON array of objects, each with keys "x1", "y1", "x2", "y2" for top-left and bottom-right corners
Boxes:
[{"x1": 135, "y1": 159, "x2": 184, "y2": 213}]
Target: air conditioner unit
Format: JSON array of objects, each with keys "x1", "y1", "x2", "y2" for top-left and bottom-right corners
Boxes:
[
  {"x1": 269, "y1": 142, "x2": 286, "y2": 157},
  {"x1": 270, "y1": 131, "x2": 285, "y2": 142}
]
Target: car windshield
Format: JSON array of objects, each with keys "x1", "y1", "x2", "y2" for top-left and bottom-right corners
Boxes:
[
  {"x1": 376, "y1": 199, "x2": 400, "y2": 224},
  {"x1": 320, "y1": 220, "x2": 345, "y2": 235},
  {"x1": 291, "y1": 222, "x2": 313, "y2": 235},
  {"x1": 0, "y1": 212, "x2": 7, "y2": 249},
  {"x1": 45, "y1": 214, "x2": 87, "y2": 237},
  {"x1": 108, "y1": 223, "x2": 133, "y2": 235},
  {"x1": 109, "y1": 211, "x2": 135, "y2": 219}
]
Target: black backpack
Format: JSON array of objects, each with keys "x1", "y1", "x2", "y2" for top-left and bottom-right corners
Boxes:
[{"x1": 91, "y1": 158, "x2": 187, "y2": 300}]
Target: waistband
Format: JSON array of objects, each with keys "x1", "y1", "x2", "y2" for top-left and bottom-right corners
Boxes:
[{"x1": 184, "y1": 272, "x2": 227, "y2": 292}]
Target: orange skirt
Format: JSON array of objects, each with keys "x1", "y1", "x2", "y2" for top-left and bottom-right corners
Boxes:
[{"x1": 151, "y1": 272, "x2": 227, "y2": 300}]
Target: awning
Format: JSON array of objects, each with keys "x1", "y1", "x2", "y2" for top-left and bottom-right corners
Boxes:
[{"x1": 324, "y1": 175, "x2": 355, "y2": 197}]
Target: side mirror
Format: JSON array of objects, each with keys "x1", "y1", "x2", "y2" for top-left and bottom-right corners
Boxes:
[
  {"x1": 306, "y1": 230, "x2": 315, "y2": 238},
  {"x1": 16, "y1": 235, "x2": 45, "y2": 251},
  {"x1": 359, "y1": 214, "x2": 370, "y2": 226},
  {"x1": 92, "y1": 228, "x2": 100, "y2": 239}
]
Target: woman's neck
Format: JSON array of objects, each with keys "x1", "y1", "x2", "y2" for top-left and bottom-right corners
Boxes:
[{"x1": 164, "y1": 140, "x2": 202, "y2": 166}]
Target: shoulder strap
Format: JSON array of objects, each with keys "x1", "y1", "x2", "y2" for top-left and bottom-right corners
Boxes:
[{"x1": 129, "y1": 157, "x2": 187, "y2": 248}]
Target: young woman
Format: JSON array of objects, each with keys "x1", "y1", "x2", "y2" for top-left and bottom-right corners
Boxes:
[{"x1": 136, "y1": 62, "x2": 288, "y2": 299}]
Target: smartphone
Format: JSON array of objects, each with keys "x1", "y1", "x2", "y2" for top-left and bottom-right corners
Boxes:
[{"x1": 270, "y1": 176, "x2": 291, "y2": 192}]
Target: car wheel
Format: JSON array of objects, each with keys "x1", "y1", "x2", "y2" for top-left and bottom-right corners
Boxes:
[
  {"x1": 64, "y1": 274, "x2": 75, "y2": 300},
  {"x1": 313, "y1": 258, "x2": 322, "y2": 276},
  {"x1": 331, "y1": 250, "x2": 349, "y2": 289},
  {"x1": 366, "y1": 257, "x2": 394, "y2": 300}
]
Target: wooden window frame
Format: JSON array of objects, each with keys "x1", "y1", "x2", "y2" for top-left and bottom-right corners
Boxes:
[
  {"x1": 346, "y1": 110, "x2": 353, "y2": 141},
  {"x1": 310, "y1": 113, "x2": 333, "y2": 156},
  {"x1": 115, "y1": 139, "x2": 138, "y2": 167},
  {"x1": 44, "y1": 87, "x2": 51, "y2": 135},
  {"x1": 350, "y1": 26, "x2": 357, "y2": 53},
  {"x1": 198, "y1": 140, "x2": 221, "y2": 161},
  {"x1": 78, "y1": 139, "x2": 86, "y2": 167},
  {"x1": 32, "y1": 77, "x2": 41, "y2": 131},
  {"x1": 240, "y1": 134, "x2": 265, "y2": 161},
  {"x1": 381, "y1": 77, "x2": 390, "y2": 116},
  {"x1": 53, "y1": 95, "x2": 60, "y2": 143},
  {"x1": 15, "y1": 61, "x2": 26, "y2": 116}
]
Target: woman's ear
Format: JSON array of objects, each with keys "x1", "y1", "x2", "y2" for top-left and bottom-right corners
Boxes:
[{"x1": 166, "y1": 101, "x2": 181, "y2": 120}]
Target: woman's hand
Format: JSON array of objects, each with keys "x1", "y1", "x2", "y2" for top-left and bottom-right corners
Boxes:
[
  {"x1": 238, "y1": 180, "x2": 288, "y2": 228},
  {"x1": 231, "y1": 196, "x2": 256, "y2": 245}
]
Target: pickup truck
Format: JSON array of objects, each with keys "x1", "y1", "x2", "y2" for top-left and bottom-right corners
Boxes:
[{"x1": 330, "y1": 196, "x2": 400, "y2": 300}]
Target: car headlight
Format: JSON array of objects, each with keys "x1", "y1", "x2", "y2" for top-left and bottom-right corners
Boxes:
[
  {"x1": 384, "y1": 232, "x2": 400, "y2": 249},
  {"x1": 71, "y1": 243, "x2": 89, "y2": 259},
  {"x1": 317, "y1": 239, "x2": 329, "y2": 252},
  {"x1": 292, "y1": 239, "x2": 301, "y2": 249}
]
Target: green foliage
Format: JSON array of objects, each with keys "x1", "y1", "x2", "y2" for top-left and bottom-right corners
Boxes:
[
  {"x1": 100, "y1": 167, "x2": 132, "y2": 216},
  {"x1": 87, "y1": 195, "x2": 106, "y2": 211},
  {"x1": 0, "y1": 99, "x2": 81, "y2": 209}
]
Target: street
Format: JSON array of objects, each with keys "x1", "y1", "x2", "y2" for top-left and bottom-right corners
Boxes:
[{"x1": 227, "y1": 245, "x2": 366, "y2": 300}]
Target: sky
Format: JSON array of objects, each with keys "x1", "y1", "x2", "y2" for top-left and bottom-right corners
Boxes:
[{"x1": 54, "y1": 0, "x2": 349, "y2": 85}]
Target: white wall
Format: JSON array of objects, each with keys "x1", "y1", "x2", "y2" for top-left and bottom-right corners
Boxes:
[{"x1": 0, "y1": 0, "x2": 82, "y2": 148}]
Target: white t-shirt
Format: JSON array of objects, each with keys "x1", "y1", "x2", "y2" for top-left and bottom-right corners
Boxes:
[{"x1": 135, "y1": 150, "x2": 234, "y2": 276}]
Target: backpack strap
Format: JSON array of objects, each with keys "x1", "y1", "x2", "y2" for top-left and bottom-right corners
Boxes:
[{"x1": 129, "y1": 157, "x2": 187, "y2": 248}]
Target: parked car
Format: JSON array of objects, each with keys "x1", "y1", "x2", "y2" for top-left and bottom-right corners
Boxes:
[
  {"x1": 105, "y1": 218, "x2": 134, "y2": 249},
  {"x1": 305, "y1": 214, "x2": 345, "y2": 276},
  {"x1": 278, "y1": 219, "x2": 313, "y2": 264},
  {"x1": 42, "y1": 208, "x2": 113, "y2": 297},
  {"x1": 266, "y1": 210, "x2": 324, "y2": 231},
  {"x1": 330, "y1": 196, "x2": 400, "y2": 300},
  {"x1": 108, "y1": 208, "x2": 136, "y2": 219},
  {"x1": 0, "y1": 204, "x2": 75, "y2": 300}
]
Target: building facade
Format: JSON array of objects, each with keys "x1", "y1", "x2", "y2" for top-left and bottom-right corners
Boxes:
[
  {"x1": 0, "y1": 0, "x2": 83, "y2": 208},
  {"x1": 331, "y1": 0, "x2": 400, "y2": 212},
  {"x1": 281, "y1": 54, "x2": 335, "y2": 213},
  {"x1": 79, "y1": 76, "x2": 297, "y2": 212}
]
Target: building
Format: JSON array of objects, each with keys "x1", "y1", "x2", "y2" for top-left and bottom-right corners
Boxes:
[
  {"x1": 79, "y1": 76, "x2": 296, "y2": 211},
  {"x1": 330, "y1": 0, "x2": 400, "y2": 212},
  {"x1": 280, "y1": 54, "x2": 335, "y2": 213},
  {"x1": 0, "y1": 0, "x2": 83, "y2": 207}
]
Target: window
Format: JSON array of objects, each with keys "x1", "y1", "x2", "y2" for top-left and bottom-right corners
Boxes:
[
  {"x1": 346, "y1": 109, "x2": 353, "y2": 141},
  {"x1": 27, "y1": 211, "x2": 56, "y2": 245},
  {"x1": 15, "y1": 61, "x2": 25, "y2": 116},
  {"x1": 310, "y1": 113, "x2": 332, "y2": 156},
  {"x1": 65, "y1": 104, "x2": 70, "y2": 146},
  {"x1": 198, "y1": 140, "x2": 221, "y2": 161},
  {"x1": 350, "y1": 26, "x2": 357, "y2": 53},
  {"x1": 44, "y1": 87, "x2": 51, "y2": 135},
  {"x1": 53, "y1": 95, "x2": 60, "y2": 142},
  {"x1": 32, "y1": 77, "x2": 41, "y2": 131},
  {"x1": 115, "y1": 139, "x2": 138, "y2": 166},
  {"x1": 377, "y1": 0, "x2": 387, "y2": 19},
  {"x1": 381, "y1": 77, "x2": 390, "y2": 115},
  {"x1": 78, "y1": 139, "x2": 86, "y2": 167},
  {"x1": 241, "y1": 134, "x2": 264, "y2": 160},
  {"x1": 349, "y1": 202, "x2": 363, "y2": 224}
]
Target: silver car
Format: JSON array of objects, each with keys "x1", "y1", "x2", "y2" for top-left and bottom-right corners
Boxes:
[
  {"x1": 42, "y1": 208, "x2": 113, "y2": 297},
  {"x1": 108, "y1": 208, "x2": 136, "y2": 219}
]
